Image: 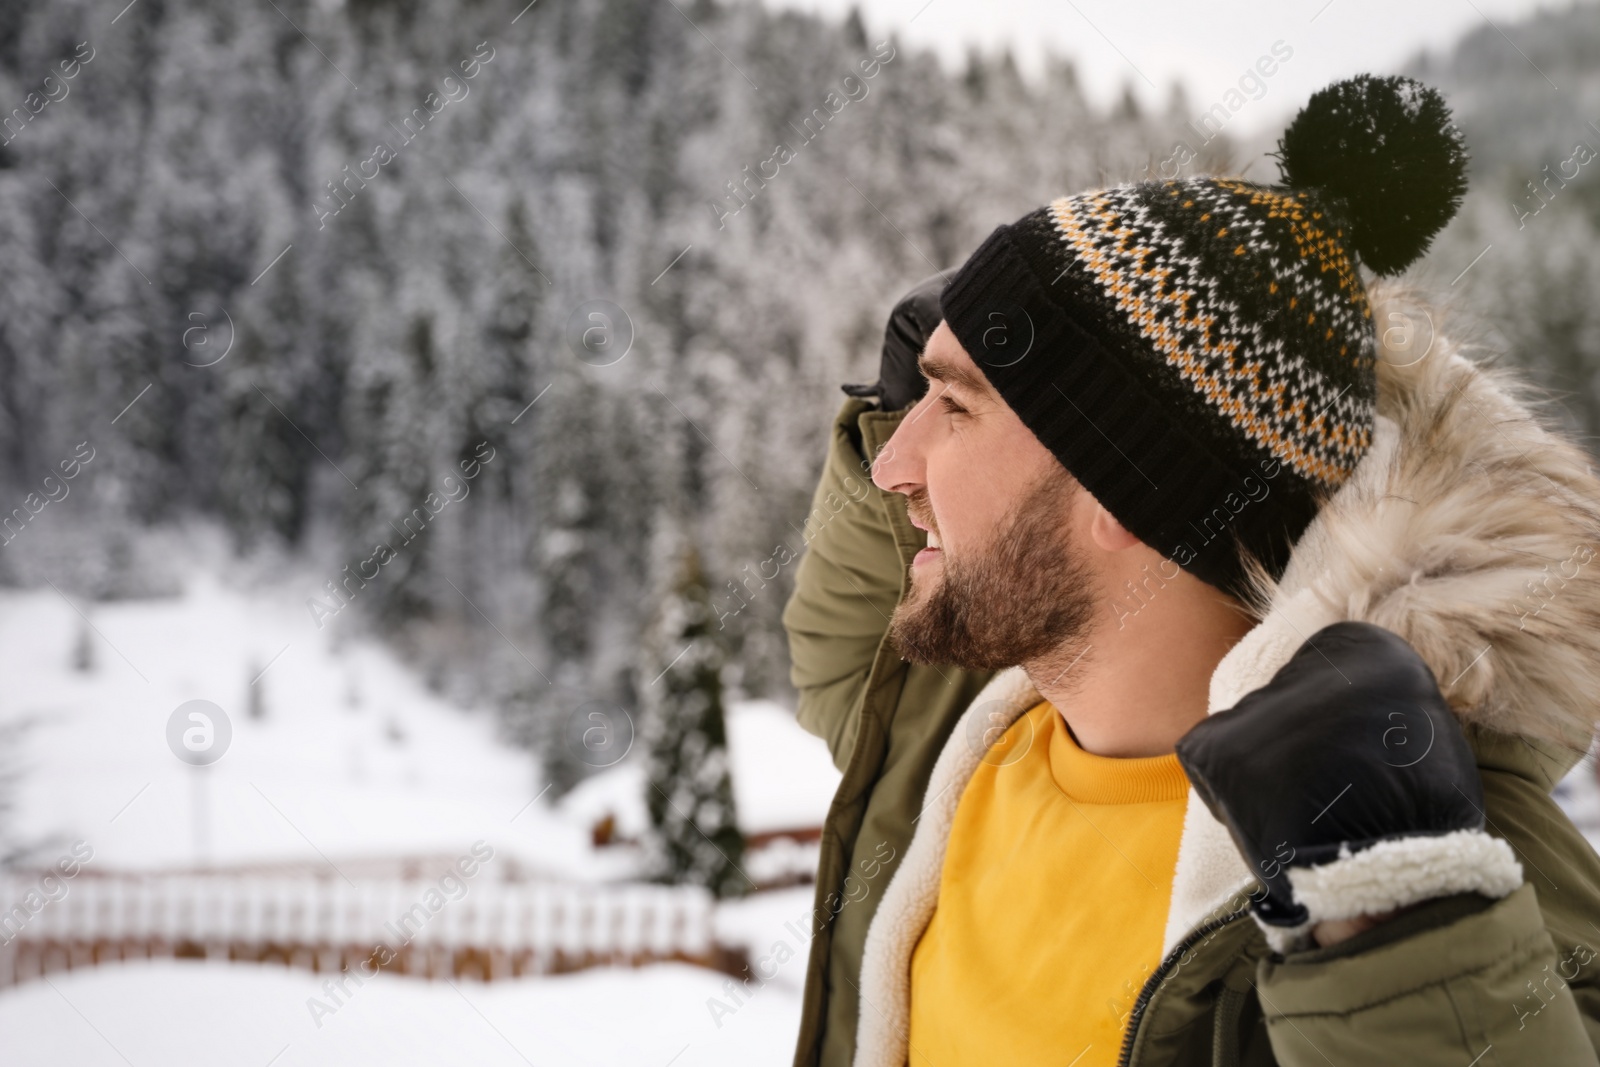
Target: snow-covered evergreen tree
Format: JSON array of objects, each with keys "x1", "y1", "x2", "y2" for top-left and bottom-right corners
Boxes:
[{"x1": 641, "y1": 544, "x2": 746, "y2": 899}]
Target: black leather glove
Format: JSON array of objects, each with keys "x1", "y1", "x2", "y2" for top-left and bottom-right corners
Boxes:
[
  {"x1": 842, "y1": 270, "x2": 955, "y2": 413},
  {"x1": 1175, "y1": 621, "x2": 1521, "y2": 942}
]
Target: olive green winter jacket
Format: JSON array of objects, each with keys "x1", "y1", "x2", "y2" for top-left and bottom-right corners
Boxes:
[{"x1": 783, "y1": 304, "x2": 1600, "y2": 1067}]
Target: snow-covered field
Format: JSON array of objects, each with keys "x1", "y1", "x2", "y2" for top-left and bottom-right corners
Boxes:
[
  {"x1": 0, "y1": 546, "x2": 839, "y2": 1064},
  {"x1": 2, "y1": 960, "x2": 787, "y2": 1066},
  {"x1": 0, "y1": 570, "x2": 587, "y2": 877},
  {"x1": 562, "y1": 703, "x2": 843, "y2": 840},
  {"x1": 0, "y1": 552, "x2": 839, "y2": 879}
]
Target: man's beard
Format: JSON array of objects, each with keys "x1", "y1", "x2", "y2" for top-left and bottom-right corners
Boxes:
[{"x1": 888, "y1": 466, "x2": 1096, "y2": 672}]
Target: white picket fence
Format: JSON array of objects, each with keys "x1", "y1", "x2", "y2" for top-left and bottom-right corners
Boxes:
[{"x1": 0, "y1": 873, "x2": 731, "y2": 989}]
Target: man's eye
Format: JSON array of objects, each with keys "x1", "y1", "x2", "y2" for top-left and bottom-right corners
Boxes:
[{"x1": 937, "y1": 394, "x2": 967, "y2": 416}]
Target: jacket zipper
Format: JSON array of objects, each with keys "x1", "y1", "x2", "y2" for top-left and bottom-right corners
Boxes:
[{"x1": 1115, "y1": 908, "x2": 1249, "y2": 1067}]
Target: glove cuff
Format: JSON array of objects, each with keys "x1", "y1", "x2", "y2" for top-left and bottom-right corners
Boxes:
[{"x1": 1255, "y1": 829, "x2": 1522, "y2": 953}]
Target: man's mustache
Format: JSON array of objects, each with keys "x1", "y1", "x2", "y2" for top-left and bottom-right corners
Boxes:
[{"x1": 907, "y1": 490, "x2": 938, "y2": 536}]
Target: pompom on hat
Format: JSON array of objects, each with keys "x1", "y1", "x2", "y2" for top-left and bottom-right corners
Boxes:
[{"x1": 938, "y1": 74, "x2": 1469, "y2": 599}]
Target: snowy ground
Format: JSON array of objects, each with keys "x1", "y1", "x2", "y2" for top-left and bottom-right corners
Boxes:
[
  {"x1": 0, "y1": 568, "x2": 585, "y2": 878},
  {"x1": 0, "y1": 548, "x2": 839, "y2": 879},
  {"x1": 561, "y1": 701, "x2": 842, "y2": 839},
  {"x1": 0, "y1": 546, "x2": 839, "y2": 1064}
]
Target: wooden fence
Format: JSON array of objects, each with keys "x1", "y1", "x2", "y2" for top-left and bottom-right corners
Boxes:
[{"x1": 0, "y1": 873, "x2": 745, "y2": 989}]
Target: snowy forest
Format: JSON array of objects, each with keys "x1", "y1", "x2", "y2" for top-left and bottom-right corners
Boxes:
[
  {"x1": 0, "y1": 0, "x2": 1597, "y2": 798},
  {"x1": 1405, "y1": 7, "x2": 1600, "y2": 440},
  {"x1": 0, "y1": 0, "x2": 1214, "y2": 796}
]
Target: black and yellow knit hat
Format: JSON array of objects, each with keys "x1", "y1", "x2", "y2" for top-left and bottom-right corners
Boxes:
[{"x1": 939, "y1": 74, "x2": 1468, "y2": 599}]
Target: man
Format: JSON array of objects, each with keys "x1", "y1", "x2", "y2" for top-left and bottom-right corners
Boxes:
[{"x1": 784, "y1": 74, "x2": 1600, "y2": 1065}]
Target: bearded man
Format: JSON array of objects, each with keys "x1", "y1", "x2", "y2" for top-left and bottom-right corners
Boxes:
[{"x1": 782, "y1": 74, "x2": 1600, "y2": 1067}]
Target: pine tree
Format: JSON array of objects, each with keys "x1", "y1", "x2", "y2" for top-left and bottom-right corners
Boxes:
[{"x1": 641, "y1": 544, "x2": 746, "y2": 898}]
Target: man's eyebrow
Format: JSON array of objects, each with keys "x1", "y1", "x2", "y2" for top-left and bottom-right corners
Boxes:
[{"x1": 916, "y1": 354, "x2": 992, "y2": 397}]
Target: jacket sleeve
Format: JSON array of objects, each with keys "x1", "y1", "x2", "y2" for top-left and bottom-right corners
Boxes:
[
  {"x1": 1255, "y1": 882, "x2": 1600, "y2": 1065},
  {"x1": 781, "y1": 397, "x2": 908, "y2": 771}
]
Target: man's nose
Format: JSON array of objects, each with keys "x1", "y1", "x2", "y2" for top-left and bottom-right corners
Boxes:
[{"x1": 870, "y1": 398, "x2": 928, "y2": 495}]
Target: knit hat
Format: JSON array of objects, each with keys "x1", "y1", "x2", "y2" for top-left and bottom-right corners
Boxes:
[{"x1": 939, "y1": 74, "x2": 1468, "y2": 600}]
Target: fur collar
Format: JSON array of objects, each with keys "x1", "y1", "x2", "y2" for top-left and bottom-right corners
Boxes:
[{"x1": 850, "y1": 283, "x2": 1600, "y2": 1066}]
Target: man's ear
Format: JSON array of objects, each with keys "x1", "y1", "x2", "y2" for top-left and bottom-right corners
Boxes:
[{"x1": 1089, "y1": 501, "x2": 1142, "y2": 552}]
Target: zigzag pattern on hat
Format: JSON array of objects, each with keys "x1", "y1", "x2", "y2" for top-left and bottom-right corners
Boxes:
[{"x1": 1041, "y1": 178, "x2": 1376, "y2": 488}]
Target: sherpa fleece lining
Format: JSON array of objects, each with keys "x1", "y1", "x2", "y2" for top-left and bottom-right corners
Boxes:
[{"x1": 1256, "y1": 829, "x2": 1522, "y2": 953}]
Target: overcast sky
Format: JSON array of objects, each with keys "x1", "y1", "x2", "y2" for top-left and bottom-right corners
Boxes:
[{"x1": 763, "y1": 0, "x2": 1583, "y2": 136}]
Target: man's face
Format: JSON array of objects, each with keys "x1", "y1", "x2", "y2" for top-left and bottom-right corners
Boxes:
[{"x1": 871, "y1": 321, "x2": 1096, "y2": 670}]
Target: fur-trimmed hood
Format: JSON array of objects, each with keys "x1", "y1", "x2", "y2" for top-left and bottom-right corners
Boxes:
[
  {"x1": 1224, "y1": 284, "x2": 1600, "y2": 762},
  {"x1": 850, "y1": 282, "x2": 1600, "y2": 1066}
]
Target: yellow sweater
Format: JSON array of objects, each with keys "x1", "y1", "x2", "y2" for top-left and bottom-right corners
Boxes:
[{"x1": 907, "y1": 700, "x2": 1191, "y2": 1067}]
